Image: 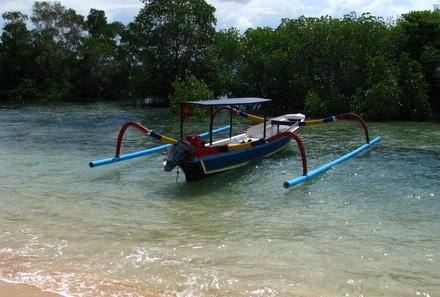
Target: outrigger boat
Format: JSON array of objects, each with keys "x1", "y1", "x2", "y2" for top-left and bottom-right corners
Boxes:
[{"x1": 89, "y1": 97, "x2": 380, "y2": 188}]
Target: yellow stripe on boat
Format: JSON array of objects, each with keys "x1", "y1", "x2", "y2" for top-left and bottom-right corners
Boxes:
[
  {"x1": 247, "y1": 114, "x2": 264, "y2": 123},
  {"x1": 161, "y1": 135, "x2": 178, "y2": 145},
  {"x1": 303, "y1": 119, "x2": 325, "y2": 125},
  {"x1": 227, "y1": 142, "x2": 252, "y2": 151}
]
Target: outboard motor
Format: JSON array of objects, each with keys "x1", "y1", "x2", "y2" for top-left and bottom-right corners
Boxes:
[{"x1": 164, "y1": 139, "x2": 195, "y2": 172}]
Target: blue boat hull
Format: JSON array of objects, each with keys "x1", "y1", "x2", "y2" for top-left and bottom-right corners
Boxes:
[{"x1": 179, "y1": 136, "x2": 291, "y2": 182}]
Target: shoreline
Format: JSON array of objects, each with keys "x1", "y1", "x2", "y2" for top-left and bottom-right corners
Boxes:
[{"x1": 0, "y1": 280, "x2": 63, "y2": 297}]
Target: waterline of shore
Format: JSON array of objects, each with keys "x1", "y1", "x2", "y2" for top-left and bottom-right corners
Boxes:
[{"x1": 0, "y1": 280, "x2": 62, "y2": 297}]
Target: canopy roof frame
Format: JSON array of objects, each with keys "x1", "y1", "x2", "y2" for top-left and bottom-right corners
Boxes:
[
  {"x1": 182, "y1": 97, "x2": 272, "y2": 106},
  {"x1": 177, "y1": 97, "x2": 272, "y2": 144}
]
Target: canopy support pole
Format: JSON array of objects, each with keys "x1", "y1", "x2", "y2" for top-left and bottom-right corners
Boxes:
[
  {"x1": 209, "y1": 106, "x2": 214, "y2": 145},
  {"x1": 229, "y1": 106, "x2": 233, "y2": 139},
  {"x1": 263, "y1": 104, "x2": 267, "y2": 138},
  {"x1": 180, "y1": 104, "x2": 184, "y2": 139}
]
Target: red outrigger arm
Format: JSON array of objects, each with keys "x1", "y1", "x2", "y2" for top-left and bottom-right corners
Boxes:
[
  {"x1": 90, "y1": 124, "x2": 231, "y2": 168},
  {"x1": 299, "y1": 112, "x2": 370, "y2": 144},
  {"x1": 115, "y1": 122, "x2": 177, "y2": 157},
  {"x1": 267, "y1": 132, "x2": 308, "y2": 176},
  {"x1": 284, "y1": 112, "x2": 380, "y2": 188},
  {"x1": 335, "y1": 113, "x2": 370, "y2": 143}
]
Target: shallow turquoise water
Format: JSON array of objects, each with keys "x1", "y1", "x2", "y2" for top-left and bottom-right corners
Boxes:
[{"x1": 0, "y1": 103, "x2": 439, "y2": 297}]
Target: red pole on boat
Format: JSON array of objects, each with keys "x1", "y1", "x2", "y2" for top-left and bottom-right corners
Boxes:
[
  {"x1": 299, "y1": 112, "x2": 370, "y2": 143},
  {"x1": 284, "y1": 136, "x2": 381, "y2": 188},
  {"x1": 268, "y1": 132, "x2": 308, "y2": 176},
  {"x1": 115, "y1": 122, "x2": 177, "y2": 157},
  {"x1": 283, "y1": 112, "x2": 378, "y2": 188},
  {"x1": 116, "y1": 122, "x2": 150, "y2": 157},
  {"x1": 90, "y1": 125, "x2": 231, "y2": 168},
  {"x1": 335, "y1": 113, "x2": 370, "y2": 143}
]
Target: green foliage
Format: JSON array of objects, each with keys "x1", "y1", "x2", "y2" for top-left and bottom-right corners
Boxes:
[
  {"x1": 396, "y1": 10, "x2": 440, "y2": 59},
  {"x1": 168, "y1": 73, "x2": 214, "y2": 120},
  {"x1": 350, "y1": 88, "x2": 366, "y2": 116},
  {"x1": 207, "y1": 28, "x2": 242, "y2": 97},
  {"x1": 74, "y1": 9, "x2": 128, "y2": 101},
  {"x1": 349, "y1": 55, "x2": 401, "y2": 120},
  {"x1": 132, "y1": 0, "x2": 216, "y2": 99},
  {"x1": 396, "y1": 9, "x2": 440, "y2": 117},
  {"x1": 31, "y1": 1, "x2": 84, "y2": 51},
  {"x1": 0, "y1": 11, "x2": 33, "y2": 100},
  {"x1": 398, "y1": 53, "x2": 430, "y2": 120},
  {"x1": 0, "y1": 1, "x2": 439, "y2": 120},
  {"x1": 86, "y1": 9, "x2": 112, "y2": 39},
  {"x1": 364, "y1": 81, "x2": 401, "y2": 120},
  {"x1": 304, "y1": 89, "x2": 328, "y2": 117},
  {"x1": 237, "y1": 13, "x2": 394, "y2": 114},
  {"x1": 0, "y1": 1, "x2": 85, "y2": 102},
  {"x1": 7, "y1": 79, "x2": 38, "y2": 101}
]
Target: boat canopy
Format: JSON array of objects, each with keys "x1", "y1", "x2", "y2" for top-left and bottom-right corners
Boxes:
[
  {"x1": 178, "y1": 97, "x2": 271, "y2": 143},
  {"x1": 182, "y1": 97, "x2": 272, "y2": 106}
]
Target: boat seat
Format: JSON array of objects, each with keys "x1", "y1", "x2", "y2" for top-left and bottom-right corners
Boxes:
[{"x1": 271, "y1": 119, "x2": 299, "y2": 134}]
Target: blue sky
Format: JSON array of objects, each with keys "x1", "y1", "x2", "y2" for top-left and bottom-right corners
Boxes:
[{"x1": 1, "y1": 0, "x2": 439, "y2": 30}]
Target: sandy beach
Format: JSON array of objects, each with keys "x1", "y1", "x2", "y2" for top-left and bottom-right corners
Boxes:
[{"x1": 0, "y1": 280, "x2": 62, "y2": 297}]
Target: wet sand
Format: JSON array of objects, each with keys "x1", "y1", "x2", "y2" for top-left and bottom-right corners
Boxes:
[{"x1": 0, "y1": 280, "x2": 62, "y2": 297}]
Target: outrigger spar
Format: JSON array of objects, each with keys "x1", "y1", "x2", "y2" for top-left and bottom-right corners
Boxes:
[{"x1": 89, "y1": 97, "x2": 380, "y2": 188}]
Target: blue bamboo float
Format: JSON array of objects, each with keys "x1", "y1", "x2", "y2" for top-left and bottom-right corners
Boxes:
[
  {"x1": 89, "y1": 125, "x2": 231, "y2": 168},
  {"x1": 284, "y1": 136, "x2": 381, "y2": 188}
]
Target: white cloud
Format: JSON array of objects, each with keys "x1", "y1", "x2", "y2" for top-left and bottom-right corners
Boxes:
[
  {"x1": 0, "y1": 0, "x2": 33, "y2": 12},
  {"x1": 361, "y1": 0, "x2": 404, "y2": 17},
  {"x1": 59, "y1": 0, "x2": 142, "y2": 21},
  {"x1": 319, "y1": 0, "x2": 438, "y2": 19},
  {"x1": 319, "y1": 0, "x2": 399, "y2": 18},
  {"x1": 407, "y1": 0, "x2": 439, "y2": 11},
  {"x1": 207, "y1": 0, "x2": 306, "y2": 30},
  {"x1": 209, "y1": 0, "x2": 439, "y2": 30}
]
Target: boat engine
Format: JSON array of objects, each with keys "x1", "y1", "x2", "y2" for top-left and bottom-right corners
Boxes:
[{"x1": 164, "y1": 139, "x2": 195, "y2": 172}]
